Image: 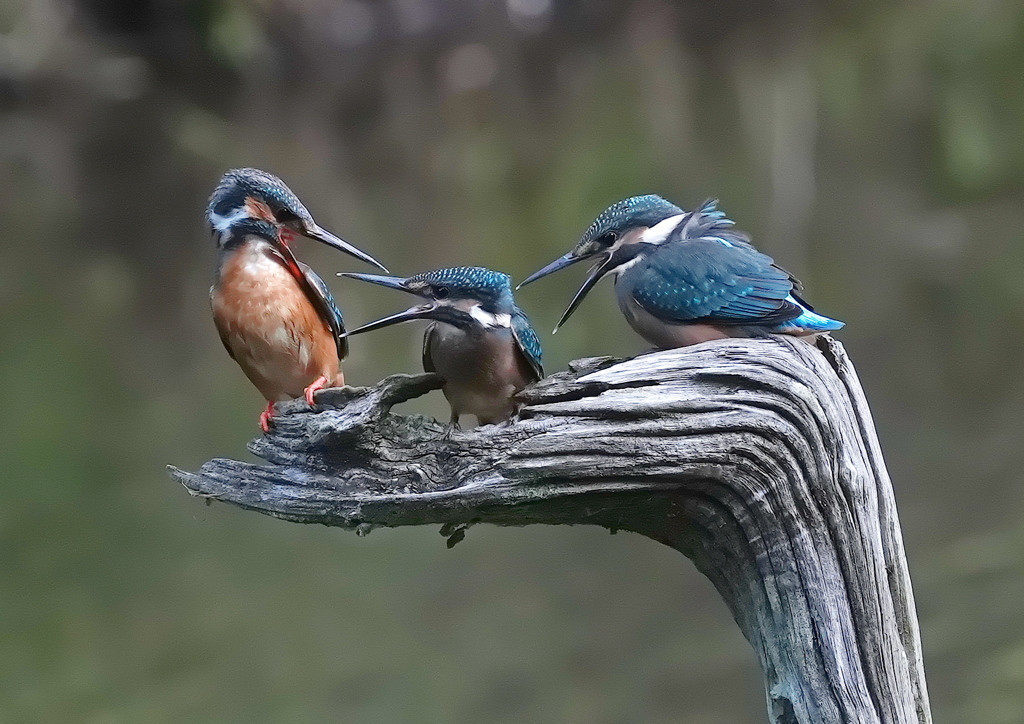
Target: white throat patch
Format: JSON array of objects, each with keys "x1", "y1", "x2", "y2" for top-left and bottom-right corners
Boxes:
[
  {"x1": 469, "y1": 305, "x2": 512, "y2": 328},
  {"x1": 638, "y1": 213, "x2": 686, "y2": 246},
  {"x1": 208, "y1": 206, "x2": 250, "y2": 233},
  {"x1": 612, "y1": 256, "x2": 645, "y2": 277}
]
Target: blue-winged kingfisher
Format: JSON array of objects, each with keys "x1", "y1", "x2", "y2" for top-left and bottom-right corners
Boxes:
[
  {"x1": 519, "y1": 195, "x2": 843, "y2": 348},
  {"x1": 206, "y1": 168, "x2": 387, "y2": 432},
  {"x1": 339, "y1": 267, "x2": 543, "y2": 428}
]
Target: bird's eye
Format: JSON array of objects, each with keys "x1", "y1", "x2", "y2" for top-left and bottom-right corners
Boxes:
[
  {"x1": 434, "y1": 285, "x2": 450, "y2": 299},
  {"x1": 274, "y1": 207, "x2": 299, "y2": 223},
  {"x1": 600, "y1": 231, "x2": 618, "y2": 246}
]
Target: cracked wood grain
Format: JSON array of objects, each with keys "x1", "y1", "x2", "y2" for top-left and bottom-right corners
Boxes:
[{"x1": 169, "y1": 335, "x2": 931, "y2": 724}]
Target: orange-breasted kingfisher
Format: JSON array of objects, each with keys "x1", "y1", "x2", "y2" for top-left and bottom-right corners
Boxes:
[
  {"x1": 518, "y1": 195, "x2": 843, "y2": 348},
  {"x1": 206, "y1": 168, "x2": 388, "y2": 432},
  {"x1": 339, "y1": 267, "x2": 543, "y2": 428}
]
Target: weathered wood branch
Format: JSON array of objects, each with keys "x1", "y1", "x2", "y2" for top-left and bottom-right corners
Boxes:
[{"x1": 169, "y1": 335, "x2": 931, "y2": 724}]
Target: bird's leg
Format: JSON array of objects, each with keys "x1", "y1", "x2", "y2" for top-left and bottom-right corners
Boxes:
[
  {"x1": 443, "y1": 410, "x2": 461, "y2": 439},
  {"x1": 303, "y1": 375, "x2": 330, "y2": 407},
  {"x1": 507, "y1": 403, "x2": 526, "y2": 424},
  {"x1": 259, "y1": 401, "x2": 275, "y2": 433}
]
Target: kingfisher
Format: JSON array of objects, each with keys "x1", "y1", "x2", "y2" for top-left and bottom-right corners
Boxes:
[
  {"x1": 207, "y1": 167, "x2": 388, "y2": 432},
  {"x1": 338, "y1": 267, "x2": 543, "y2": 428},
  {"x1": 518, "y1": 195, "x2": 843, "y2": 348}
]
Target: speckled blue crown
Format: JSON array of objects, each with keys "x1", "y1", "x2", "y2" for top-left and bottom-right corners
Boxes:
[
  {"x1": 410, "y1": 267, "x2": 512, "y2": 292},
  {"x1": 580, "y1": 194, "x2": 683, "y2": 246},
  {"x1": 206, "y1": 168, "x2": 312, "y2": 223}
]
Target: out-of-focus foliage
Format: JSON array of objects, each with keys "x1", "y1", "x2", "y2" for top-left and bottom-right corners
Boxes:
[{"x1": 1, "y1": 0, "x2": 1023, "y2": 720}]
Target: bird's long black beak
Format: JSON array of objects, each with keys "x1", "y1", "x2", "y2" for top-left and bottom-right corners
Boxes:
[
  {"x1": 552, "y1": 253, "x2": 616, "y2": 333},
  {"x1": 302, "y1": 223, "x2": 389, "y2": 272},
  {"x1": 341, "y1": 305, "x2": 438, "y2": 337},
  {"x1": 517, "y1": 252, "x2": 588, "y2": 289},
  {"x1": 336, "y1": 272, "x2": 410, "y2": 292}
]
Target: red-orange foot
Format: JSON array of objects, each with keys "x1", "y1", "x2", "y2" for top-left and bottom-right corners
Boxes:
[
  {"x1": 303, "y1": 375, "x2": 330, "y2": 407},
  {"x1": 259, "y1": 401, "x2": 275, "y2": 433}
]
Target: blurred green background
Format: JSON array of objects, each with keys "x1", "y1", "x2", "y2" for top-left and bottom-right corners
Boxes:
[{"x1": 2, "y1": 0, "x2": 1023, "y2": 721}]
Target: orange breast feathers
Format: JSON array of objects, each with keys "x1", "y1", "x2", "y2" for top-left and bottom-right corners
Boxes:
[{"x1": 212, "y1": 241, "x2": 341, "y2": 401}]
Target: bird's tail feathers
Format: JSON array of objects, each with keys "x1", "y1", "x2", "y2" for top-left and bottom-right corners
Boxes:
[{"x1": 777, "y1": 297, "x2": 844, "y2": 332}]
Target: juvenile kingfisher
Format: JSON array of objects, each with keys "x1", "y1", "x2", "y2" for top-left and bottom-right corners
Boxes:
[
  {"x1": 207, "y1": 168, "x2": 388, "y2": 432},
  {"x1": 338, "y1": 267, "x2": 543, "y2": 427},
  {"x1": 518, "y1": 195, "x2": 843, "y2": 348}
]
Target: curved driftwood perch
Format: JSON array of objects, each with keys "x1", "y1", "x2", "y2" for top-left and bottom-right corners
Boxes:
[{"x1": 170, "y1": 335, "x2": 931, "y2": 724}]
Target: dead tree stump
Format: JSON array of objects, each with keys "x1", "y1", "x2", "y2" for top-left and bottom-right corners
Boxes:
[{"x1": 169, "y1": 335, "x2": 931, "y2": 724}]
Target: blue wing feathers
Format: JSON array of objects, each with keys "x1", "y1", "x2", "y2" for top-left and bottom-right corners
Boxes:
[
  {"x1": 299, "y1": 262, "x2": 348, "y2": 358},
  {"x1": 624, "y1": 238, "x2": 802, "y2": 326},
  {"x1": 621, "y1": 200, "x2": 844, "y2": 329},
  {"x1": 604, "y1": 198, "x2": 842, "y2": 332},
  {"x1": 618, "y1": 199, "x2": 820, "y2": 327},
  {"x1": 511, "y1": 307, "x2": 544, "y2": 381}
]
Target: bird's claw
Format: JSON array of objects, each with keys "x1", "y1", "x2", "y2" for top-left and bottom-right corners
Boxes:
[
  {"x1": 442, "y1": 416, "x2": 461, "y2": 439},
  {"x1": 303, "y1": 375, "x2": 330, "y2": 407},
  {"x1": 259, "y1": 401, "x2": 275, "y2": 433}
]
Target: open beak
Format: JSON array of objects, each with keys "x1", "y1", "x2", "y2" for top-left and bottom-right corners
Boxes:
[
  {"x1": 517, "y1": 252, "x2": 588, "y2": 289},
  {"x1": 552, "y1": 253, "x2": 616, "y2": 333},
  {"x1": 338, "y1": 272, "x2": 437, "y2": 337},
  {"x1": 341, "y1": 304, "x2": 439, "y2": 337},
  {"x1": 337, "y1": 272, "x2": 409, "y2": 292},
  {"x1": 302, "y1": 223, "x2": 389, "y2": 272}
]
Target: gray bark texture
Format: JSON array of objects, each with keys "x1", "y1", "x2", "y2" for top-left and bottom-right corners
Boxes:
[{"x1": 169, "y1": 334, "x2": 931, "y2": 724}]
